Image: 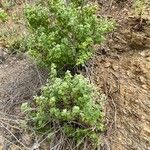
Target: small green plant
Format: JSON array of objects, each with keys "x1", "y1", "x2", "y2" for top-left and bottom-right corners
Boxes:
[
  {"x1": 0, "y1": 8, "x2": 8, "y2": 22},
  {"x1": 21, "y1": 64, "x2": 105, "y2": 148},
  {"x1": 1, "y1": 0, "x2": 17, "y2": 10},
  {"x1": 0, "y1": 25, "x2": 28, "y2": 53},
  {"x1": 8, "y1": 36, "x2": 28, "y2": 53},
  {"x1": 133, "y1": 0, "x2": 148, "y2": 20},
  {"x1": 25, "y1": 0, "x2": 113, "y2": 68}
]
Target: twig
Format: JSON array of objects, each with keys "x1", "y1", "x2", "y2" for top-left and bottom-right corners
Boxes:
[
  {"x1": 0, "y1": 119, "x2": 20, "y2": 130},
  {"x1": 1, "y1": 135, "x2": 23, "y2": 150},
  {"x1": 50, "y1": 139, "x2": 64, "y2": 150},
  {"x1": 109, "y1": 95, "x2": 117, "y2": 130},
  {"x1": 0, "y1": 123, "x2": 30, "y2": 150},
  {"x1": 39, "y1": 129, "x2": 60, "y2": 145}
]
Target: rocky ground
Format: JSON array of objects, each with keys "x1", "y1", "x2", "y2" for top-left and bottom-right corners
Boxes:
[{"x1": 0, "y1": 0, "x2": 150, "y2": 150}]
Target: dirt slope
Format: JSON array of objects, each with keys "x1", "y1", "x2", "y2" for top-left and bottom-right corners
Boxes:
[
  {"x1": 91, "y1": 1, "x2": 150, "y2": 149},
  {"x1": 92, "y1": 52, "x2": 150, "y2": 150}
]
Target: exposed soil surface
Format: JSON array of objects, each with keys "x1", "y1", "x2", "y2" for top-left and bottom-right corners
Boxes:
[
  {"x1": 92, "y1": 52, "x2": 150, "y2": 150},
  {"x1": 0, "y1": 0, "x2": 150, "y2": 150},
  {"x1": 92, "y1": 1, "x2": 150, "y2": 149}
]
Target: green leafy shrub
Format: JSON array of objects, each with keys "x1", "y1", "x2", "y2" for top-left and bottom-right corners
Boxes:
[
  {"x1": 0, "y1": 8, "x2": 8, "y2": 22},
  {"x1": 21, "y1": 64, "x2": 105, "y2": 148},
  {"x1": 25, "y1": 0, "x2": 114, "y2": 68}
]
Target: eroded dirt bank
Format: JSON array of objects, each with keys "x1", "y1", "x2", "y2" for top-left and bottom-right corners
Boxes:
[
  {"x1": 92, "y1": 1, "x2": 150, "y2": 149},
  {"x1": 92, "y1": 52, "x2": 150, "y2": 150}
]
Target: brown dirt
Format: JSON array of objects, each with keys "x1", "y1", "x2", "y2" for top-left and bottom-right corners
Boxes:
[
  {"x1": 0, "y1": 0, "x2": 150, "y2": 150},
  {"x1": 92, "y1": 52, "x2": 150, "y2": 150},
  {"x1": 91, "y1": 1, "x2": 150, "y2": 150}
]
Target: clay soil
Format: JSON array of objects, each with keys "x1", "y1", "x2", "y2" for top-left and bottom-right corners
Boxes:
[{"x1": 0, "y1": 0, "x2": 150, "y2": 150}]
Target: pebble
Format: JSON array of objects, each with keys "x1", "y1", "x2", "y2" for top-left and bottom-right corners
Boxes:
[
  {"x1": 112, "y1": 64, "x2": 119, "y2": 70},
  {"x1": 139, "y1": 76, "x2": 145, "y2": 83},
  {"x1": 140, "y1": 50, "x2": 150, "y2": 58},
  {"x1": 105, "y1": 62, "x2": 111, "y2": 68},
  {"x1": 142, "y1": 84, "x2": 148, "y2": 90}
]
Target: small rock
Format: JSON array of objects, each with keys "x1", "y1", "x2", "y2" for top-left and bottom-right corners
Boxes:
[
  {"x1": 139, "y1": 76, "x2": 145, "y2": 83},
  {"x1": 105, "y1": 62, "x2": 111, "y2": 68},
  {"x1": 142, "y1": 84, "x2": 148, "y2": 90},
  {"x1": 127, "y1": 71, "x2": 133, "y2": 77},
  {"x1": 140, "y1": 50, "x2": 150, "y2": 58},
  {"x1": 113, "y1": 44, "x2": 123, "y2": 51},
  {"x1": 112, "y1": 64, "x2": 119, "y2": 70}
]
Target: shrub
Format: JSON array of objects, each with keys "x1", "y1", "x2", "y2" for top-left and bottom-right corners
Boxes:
[
  {"x1": 21, "y1": 64, "x2": 105, "y2": 148},
  {"x1": 25, "y1": 0, "x2": 114, "y2": 68},
  {"x1": 0, "y1": 8, "x2": 8, "y2": 22}
]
